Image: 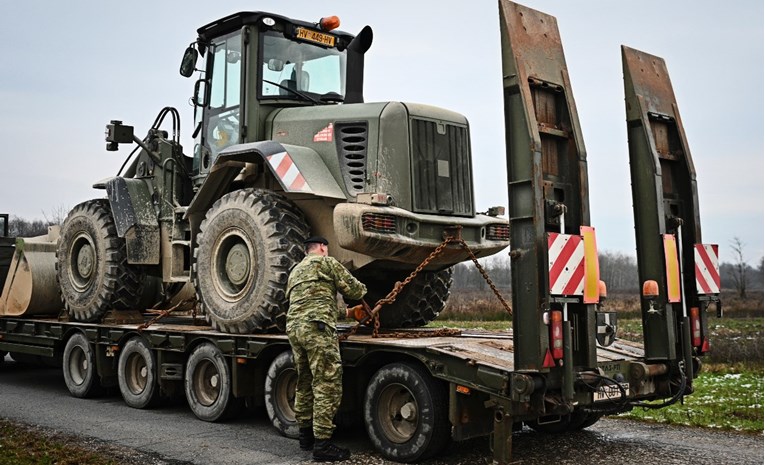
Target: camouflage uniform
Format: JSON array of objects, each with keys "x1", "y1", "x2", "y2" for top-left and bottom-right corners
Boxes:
[{"x1": 286, "y1": 254, "x2": 366, "y2": 440}]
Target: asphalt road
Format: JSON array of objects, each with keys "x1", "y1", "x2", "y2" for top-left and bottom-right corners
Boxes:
[{"x1": 0, "y1": 357, "x2": 761, "y2": 465}]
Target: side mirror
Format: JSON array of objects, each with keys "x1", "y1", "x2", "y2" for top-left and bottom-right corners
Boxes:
[{"x1": 180, "y1": 46, "x2": 199, "y2": 78}]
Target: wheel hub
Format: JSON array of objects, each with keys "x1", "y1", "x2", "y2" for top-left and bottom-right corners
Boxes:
[
  {"x1": 225, "y1": 243, "x2": 250, "y2": 286},
  {"x1": 378, "y1": 384, "x2": 419, "y2": 443},
  {"x1": 400, "y1": 402, "x2": 417, "y2": 421},
  {"x1": 76, "y1": 245, "x2": 94, "y2": 279}
]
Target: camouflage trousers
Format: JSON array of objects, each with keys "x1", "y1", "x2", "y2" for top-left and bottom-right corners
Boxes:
[{"x1": 287, "y1": 321, "x2": 343, "y2": 440}]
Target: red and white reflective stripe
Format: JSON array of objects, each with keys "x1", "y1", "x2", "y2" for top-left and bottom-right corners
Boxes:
[
  {"x1": 266, "y1": 151, "x2": 311, "y2": 193},
  {"x1": 695, "y1": 244, "x2": 720, "y2": 294},
  {"x1": 548, "y1": 233, "x2": 584, "y2": 296}
]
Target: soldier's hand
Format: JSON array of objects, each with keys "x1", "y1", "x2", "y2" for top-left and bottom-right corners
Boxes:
[{"x1": 346, "y1": 304, "x2": 365, "y2": 321}]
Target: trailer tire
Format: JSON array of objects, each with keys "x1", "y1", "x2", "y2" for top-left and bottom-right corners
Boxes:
[
  {"x1": 185, "y1": 343, "x2": 240, "y2": 422},
  {"x1": 364, "y1": 268, "x2": 453, "y2": 328},
  {"x1": 0, "y1": 351, "x2": 6, "y2": 365},
  {"x1": 57, "y1": 199, "x2": 145, "y2": 322},
  {"x1": 118, "y1": 337, "x2": 159, "y2": 409},
  {"x1": 193, "y1": 189, "x2": 308, "y2": 334},
  {"x1": 364, "y1": 362, "x2": 450, "y2": 462},
  {"x1": 264, "y1": 351, "x2": 299, "y2": 438},
  {"x1": 62, "y1": 332, "x2": 101, "y2": 398}
]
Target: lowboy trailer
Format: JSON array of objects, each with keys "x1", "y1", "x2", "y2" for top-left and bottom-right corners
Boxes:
[{"x1": 0, "y1": 1, "x2": 718, "y2": 464}]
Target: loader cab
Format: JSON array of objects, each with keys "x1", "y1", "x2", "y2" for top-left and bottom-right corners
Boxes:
[{"x1": 181, "y1": 12, "x2": 369, "y2": 185}]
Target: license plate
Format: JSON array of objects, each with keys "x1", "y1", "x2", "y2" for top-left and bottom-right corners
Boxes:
[
  {"x1": 594, "y1": 382, "x2": 629, "y2": 402},
  {"x1": 295, "y1": 28, "x2": 335, "y2": 47}
]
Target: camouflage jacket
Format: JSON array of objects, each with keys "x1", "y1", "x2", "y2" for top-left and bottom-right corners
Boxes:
[{"x1": 286, "y1": 254, "x2": 367, "y2": 331}]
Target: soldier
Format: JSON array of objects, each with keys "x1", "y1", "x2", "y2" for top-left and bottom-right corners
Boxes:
[{"x1": 286, "y1": 236, "x2": 367, "y2": 462}]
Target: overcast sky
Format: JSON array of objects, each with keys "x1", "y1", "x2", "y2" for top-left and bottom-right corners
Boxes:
[{"x1": 0, "y1": 1, "x2": 762, "y2": 264}]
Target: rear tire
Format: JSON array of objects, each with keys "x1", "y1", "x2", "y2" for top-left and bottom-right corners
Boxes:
[
  {"x1": 364, "y1": 268, "x2": 453, "y2": 328},
  {"x1": 264, "y1": 351, "x2": 299, "y2": 438},
  {"x1": 62, "y1": 332, "x2": 101, "y2": 398},
  {"x1": 364, "y1": 362, "x2": 450, "y2": 462},
  {"x1": 184, "y1": 343, "x2": 240, "y2": 422},
  {"x1": 57, "y1": 199, "x2": 145, "y2": 322},
  {"x1": 193, "y1": 189, "x2": 308, "y2": 334},
  {"x1": 118, "y1": 337, "x2": 159, "y2": 409}
]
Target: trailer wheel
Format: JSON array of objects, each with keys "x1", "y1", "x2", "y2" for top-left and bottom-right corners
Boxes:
[
  {"x1": 57, "y1": 199, "x2": 145, "y2": 322},
  {"x1": 264, "y1": 351, "x2": 299, "y2": 438},
  {"x1": 193, "y1": 189, "x2": 308, "y2": 334},
  {"x1": 118, "y1": 337, "x2": 159, "y2": 409},
  {"x1": 185, "y1": 343, "x2": 240, "y2": 422},
  {"x1": 364, "y1": 362, "x2": 450, "y2": 462},
  {"x1": 62, "y1": 332, "x2": 101, "y2": 398},
  {"x1": 363, "y1": 268, "x2": 453, "y2": 328}
]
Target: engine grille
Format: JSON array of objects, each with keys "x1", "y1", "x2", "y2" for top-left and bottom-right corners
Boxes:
[
  {"x1": 334, "y1": 121, "x2": 369, "y2": 194},
  {"x1": 410, "y1": 119, "x2": 473, "y2": 216},
  {"x1": 487, "y1": 224, "x2": 510, "y2": 241},
  {"x1": 362, "y1": 213, "x2": 397, "y2": 234}
]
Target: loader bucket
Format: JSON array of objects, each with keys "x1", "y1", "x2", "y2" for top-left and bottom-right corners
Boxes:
[{"x1": 0, "y1": 228, "x2": 61, "y2": 316}]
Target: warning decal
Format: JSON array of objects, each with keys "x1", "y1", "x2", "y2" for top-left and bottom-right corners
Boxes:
[
  {"x1": 313, "y1": 123, "x2": 334, "y2": 142},
  {"x1": 548, "y1": 232, "x2": 585, "y2": 296},
  {"x1": 695, "y1": 244, "x2": 720, "y2": 294}
]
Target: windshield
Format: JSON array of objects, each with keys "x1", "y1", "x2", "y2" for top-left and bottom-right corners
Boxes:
[{"x1": 260, "y1": 30, "x2": 347, "y2": 101}]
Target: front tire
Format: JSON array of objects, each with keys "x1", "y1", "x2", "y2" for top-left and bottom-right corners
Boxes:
[
  {"x1": 62, "y1": 332, "x2": 101, "y2": 398},
  {"x1": 364, "y1": 362, "x2": 450, "y2": 462},
  {"x1": 193, "y1": 189, "x2": 308, "y2": 334},
  {"x1": 118, "y1": 337, "x2": 159, "y2": 409},
  {"x1": 264, "y1": 351, "x2": 299, "y2": 438},
  {"x1": 57, "y1": 199, "x2": 145, "y2": 322},
  {"x1": 184, "y1": 343, "x2": 240, "y2": 422}
]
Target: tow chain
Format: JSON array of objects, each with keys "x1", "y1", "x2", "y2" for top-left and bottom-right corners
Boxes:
[
  {"x1": 137, "y1": 298, "x2": 197, "y2": 331},
  {"x1": 339, "y1": 228, "x2": 512, "y2": 341}
]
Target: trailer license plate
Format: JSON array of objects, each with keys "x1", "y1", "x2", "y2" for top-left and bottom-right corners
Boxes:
[
  {"x1": 594, "y1": 382, "x2": 629, "y2": 402},
  {"x1": 296, "y1": 28, "x2": 335, "y2": 47}
]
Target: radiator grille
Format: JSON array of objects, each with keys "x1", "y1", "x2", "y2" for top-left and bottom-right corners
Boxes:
[
  {"x1": 334, "y1": 121, "x2": 369, "y2": 194},
  {"x1": 487, "y1": 224, "x2": 510, "y2": 241},
  {"x1": 362, "y1": 213, "x2": 397, "y2": 234},
  {"x1": 410, "y1": 119, "x2": 473, "y2": 216}
]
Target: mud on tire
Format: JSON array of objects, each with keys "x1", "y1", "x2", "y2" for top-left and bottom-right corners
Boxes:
[
  {"x1": 193, "y1": 189, "x2": 309, "y2": 334},
  {"x1": 57, "y1": 199, "x2": 145, "y2": 322}
]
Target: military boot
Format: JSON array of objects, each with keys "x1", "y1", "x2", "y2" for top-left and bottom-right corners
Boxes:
[
  {"x1": 299, "y1": 426, "x2": 314, "y2": 451},
  {"x1": 312, "y1": 439, "x2": 350, "y2": 462}
]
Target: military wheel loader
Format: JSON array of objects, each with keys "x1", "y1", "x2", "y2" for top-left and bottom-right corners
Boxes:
[{"x1": 11, "y1": 12, "x2": 509, "y2": 333}]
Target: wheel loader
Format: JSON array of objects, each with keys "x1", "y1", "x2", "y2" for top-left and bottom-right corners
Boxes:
[{"x1": 2, "y1": 12, "x2": 509, "y2": 333}]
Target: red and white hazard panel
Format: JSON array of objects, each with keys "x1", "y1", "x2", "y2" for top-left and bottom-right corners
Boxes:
[
  {"x1": 266, "y1": 151, "x2": 312, "y2": 193},
  {"x1": 548, "y1": 233, "x2": 585, "y2": 296},
  {"x1": 694, "y1": 244, "x2": 720, "y2": 294}
]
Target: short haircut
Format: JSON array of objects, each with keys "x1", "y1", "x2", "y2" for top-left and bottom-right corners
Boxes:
[{"x1": 306, "y1": 242, "x2": 323, "y2": 253}]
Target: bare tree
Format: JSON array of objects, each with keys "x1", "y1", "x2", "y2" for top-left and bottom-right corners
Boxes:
[{"x1": 730, "y1": 237, "x2": 748, "y2": 299}]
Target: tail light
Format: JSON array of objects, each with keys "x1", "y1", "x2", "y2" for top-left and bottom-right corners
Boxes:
[
  {"x1": 362, "y1": 213, "x2": 397, "y2": 234},
  {"x1": 550, "y1": 310, "x2": 563, "y2": 359},
  {"x1": 487, "y1": 224, "x2": 509, "y2": 241},
  {"x1": 690, "y1": 307, "x2": 702, "y2": 348}
]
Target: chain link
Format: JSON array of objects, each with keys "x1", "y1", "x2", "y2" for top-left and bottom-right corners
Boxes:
[{"x1": 339, "y1": 231, "x2": 511, "y2": 341}]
